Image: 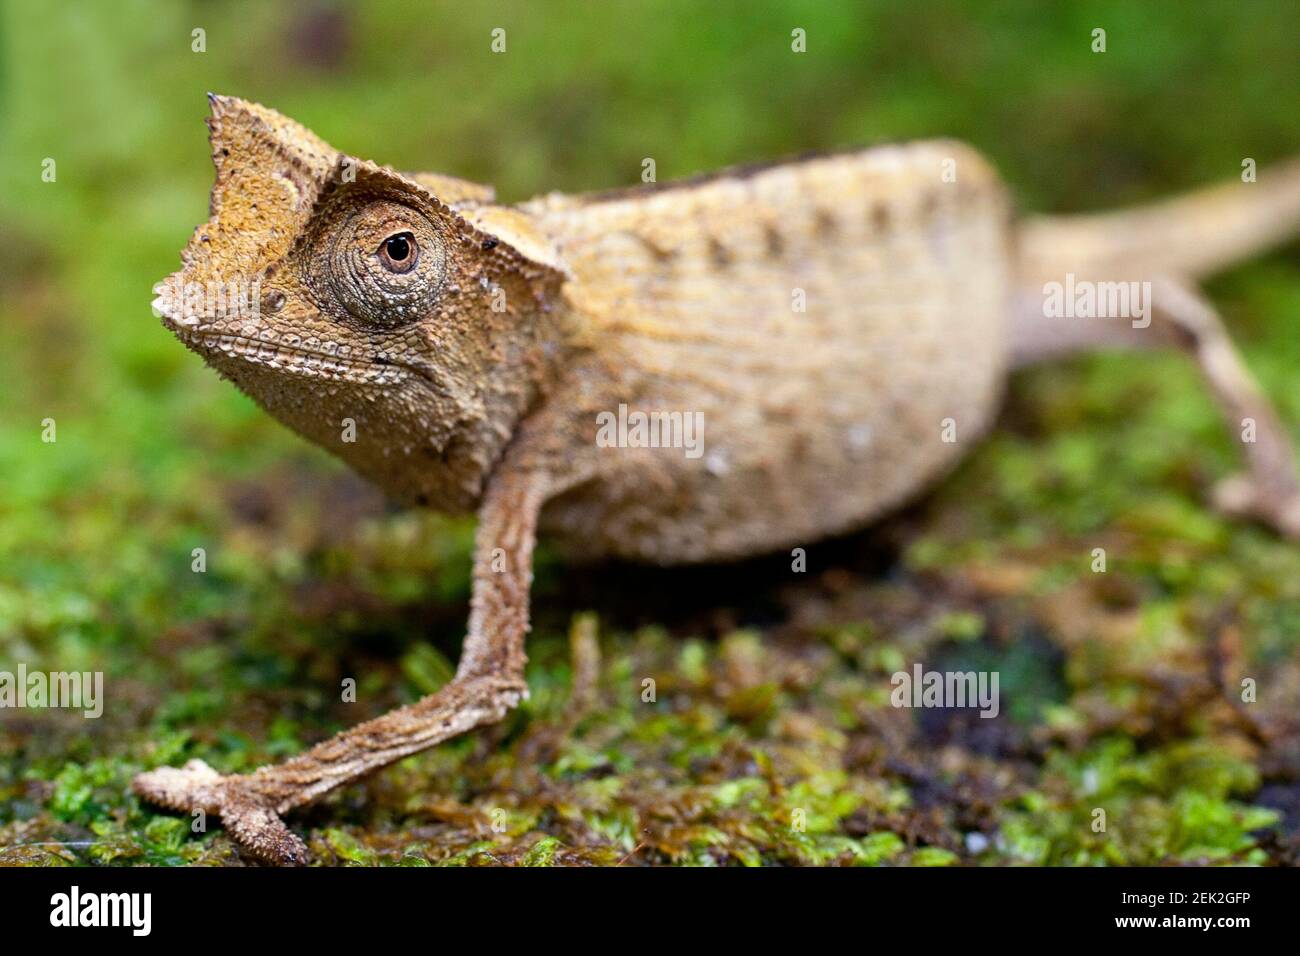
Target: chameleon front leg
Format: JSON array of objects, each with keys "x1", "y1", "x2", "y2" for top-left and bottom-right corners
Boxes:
[
  {"x1": 133, "y1": 466, "x2": 550, "y2": 864},
  {"x1": 1011, "y1": 274, "x2": 1300, "y2": 537}
]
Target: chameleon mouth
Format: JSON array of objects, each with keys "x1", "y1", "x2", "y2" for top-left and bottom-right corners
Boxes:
[
  {"x1": 153, "y1": 279, "x2": 432, "y2": 387},
  {"x1": 172, "y1": 328, "x2": 413, "y2": 386}
]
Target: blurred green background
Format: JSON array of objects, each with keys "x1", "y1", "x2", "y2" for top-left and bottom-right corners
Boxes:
[{"x1": 2, "y1": 0, "x2": 1299, "y2": 866}]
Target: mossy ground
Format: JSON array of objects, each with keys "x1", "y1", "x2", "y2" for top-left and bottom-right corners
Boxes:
[{"x1": 1, "y1": 1, "x2": 1299, "y2": 866}]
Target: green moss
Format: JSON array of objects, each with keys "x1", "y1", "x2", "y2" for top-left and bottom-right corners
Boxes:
[{"x1": 999, "y1": 740, "x2": 1279, "y2": 865}]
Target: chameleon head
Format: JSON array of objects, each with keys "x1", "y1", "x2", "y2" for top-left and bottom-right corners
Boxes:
[{"x1": 154, "y1": 95, "x2": 565, "y2": 511}]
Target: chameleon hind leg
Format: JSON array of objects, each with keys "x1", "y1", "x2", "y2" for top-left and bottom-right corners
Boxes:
[
  {"x1": 133, "y1": 467, "x2": 550, "y2": 864},
  {"x1": 1010, "y1": 274, "x2": 1300, "y2": 538}
]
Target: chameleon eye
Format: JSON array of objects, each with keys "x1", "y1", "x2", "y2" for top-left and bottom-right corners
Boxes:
[
  {"x1": 306, "y1": 200, "x2": 447, "y2": 327},
  {"x1": 379, "y1": 232, "x2": 417, "y2": 273}
]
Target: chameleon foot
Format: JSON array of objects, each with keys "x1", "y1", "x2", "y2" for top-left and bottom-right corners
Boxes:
[
  {"x1": 1212, "y1": 472, "x2": 1300, "y2": 539},
  {"x1": 133, "y1": 759, "x2": 310, "y2": 866}
]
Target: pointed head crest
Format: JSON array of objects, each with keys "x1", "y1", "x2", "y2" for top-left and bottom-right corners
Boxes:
[{"x1": 187, "y1": 94, "x2": 335, "y2": 277}]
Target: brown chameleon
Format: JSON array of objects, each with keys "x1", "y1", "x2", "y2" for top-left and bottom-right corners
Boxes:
[{"x1": 138, "y1": 94, "x2": 1300, "y2": 864}]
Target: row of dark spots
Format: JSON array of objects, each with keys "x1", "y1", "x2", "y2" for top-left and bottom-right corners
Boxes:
[
  {"x1": 810, "y1": 183, "x2": 966, "y2": 244},
  {"x1": 633, "y1": 186, "x2": 965, "y2": 273},
  {"x1": 769, "y1": 198, "x2": 897, "y2": 256},
  {"x1": 758, "y1": 199, "x2": 895, "y2": 256}
]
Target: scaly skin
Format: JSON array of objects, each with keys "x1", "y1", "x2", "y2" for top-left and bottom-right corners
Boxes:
[{"x1": 137, "y1": 95, "x2": 1300, "y2": 863}]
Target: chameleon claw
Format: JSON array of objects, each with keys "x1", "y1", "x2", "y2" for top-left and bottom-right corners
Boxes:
[
  {"x1": 219, "y1": 792, "x2": 311, "y2": 866},
  {"x1": 133, "y1": 760, "x2": 311, "y2": 866},
  {"x1": 132, "y1": 759, "x2": 224, "y2": 813}
]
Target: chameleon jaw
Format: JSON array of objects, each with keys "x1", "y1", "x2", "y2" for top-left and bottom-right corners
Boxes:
[
  {"x1": 153, "y1": 278, "x2": 434, "y2": 388},
  {"x1": 172, "y1": 327, "x2": 413, "y2": 387}
]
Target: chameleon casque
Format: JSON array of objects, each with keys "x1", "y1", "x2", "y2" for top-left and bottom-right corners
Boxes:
[{"x1": 138, "y1": 94, "x2": 1300, "y2": 863}]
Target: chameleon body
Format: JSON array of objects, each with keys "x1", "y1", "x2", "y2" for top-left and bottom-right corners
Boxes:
[
  {"x1": 523, "y1": 145, "x2": 1010, "y2": 562},
  {"x1": 138, "y1": 95, "x2": 1300, "y2": 863}
]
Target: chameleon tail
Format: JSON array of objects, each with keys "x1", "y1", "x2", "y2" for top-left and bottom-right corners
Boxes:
[{"x1": 1017, "y1": 156, "x2": 1300, "y2": 283}]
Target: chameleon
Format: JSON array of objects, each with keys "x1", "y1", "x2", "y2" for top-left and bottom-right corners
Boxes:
[{"x1": 138, "y1": 94, "x2": 1300, "y2": 864}]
